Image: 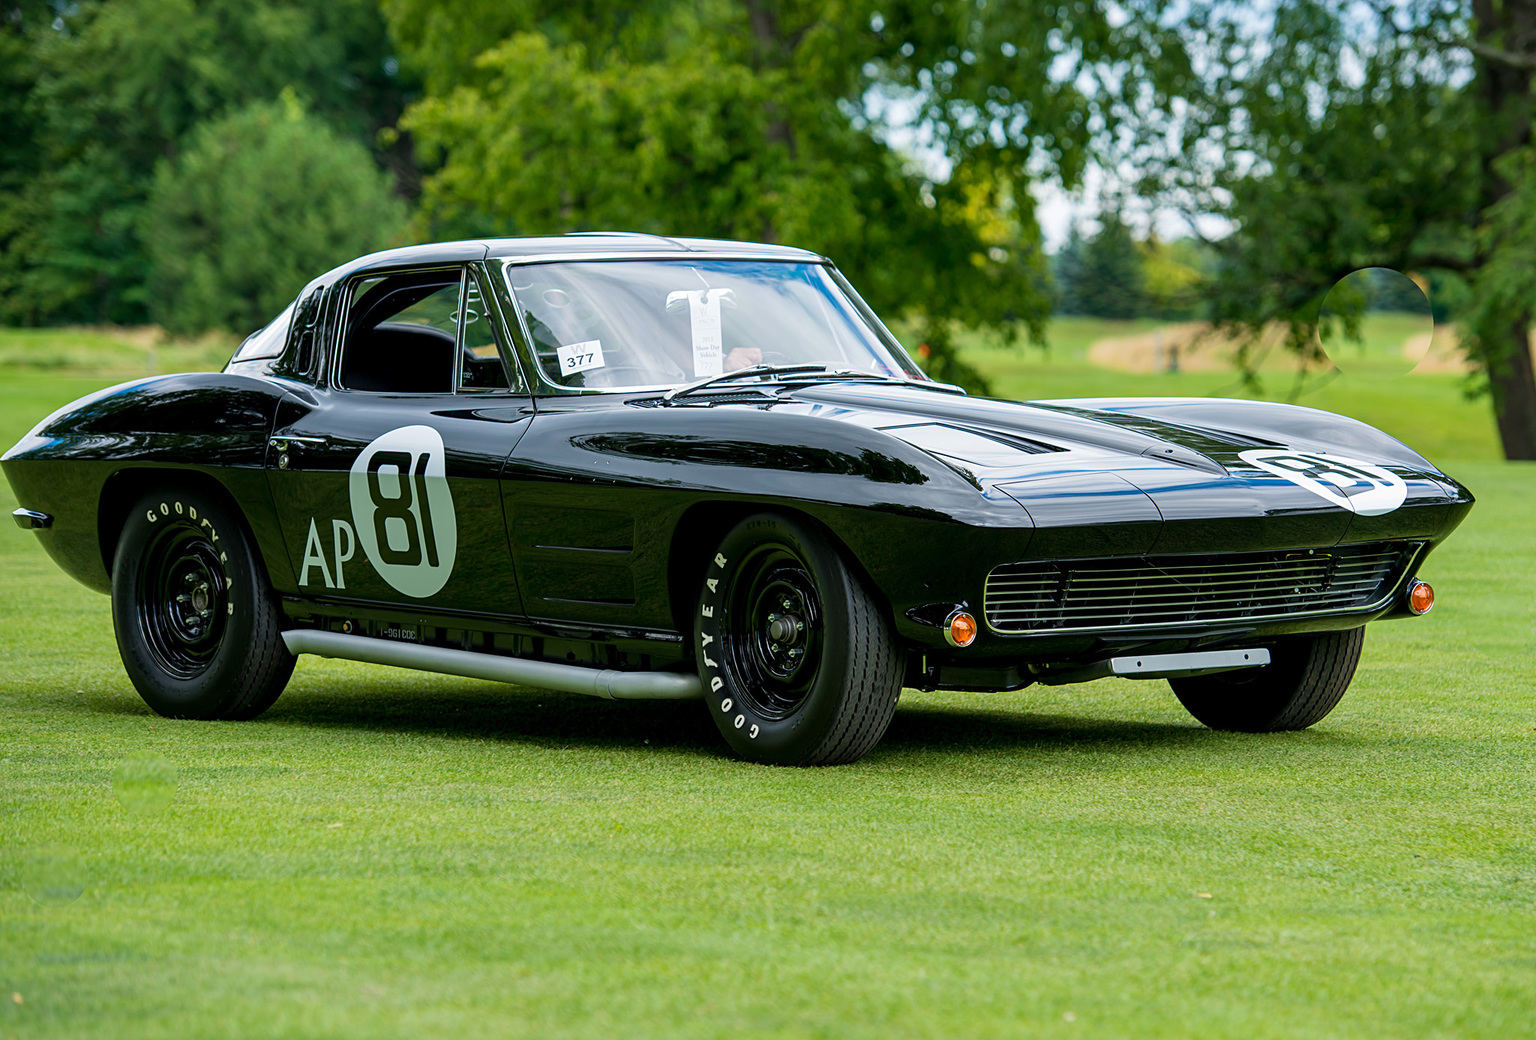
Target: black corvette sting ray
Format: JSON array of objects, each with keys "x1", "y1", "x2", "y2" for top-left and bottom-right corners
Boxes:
[{"x1": 3, "y1": 235, "x2": 1474, "y2": 764}]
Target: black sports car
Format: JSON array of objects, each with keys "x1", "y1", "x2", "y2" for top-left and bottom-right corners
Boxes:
[{"x1": 4, "y1": 234, "x2": 1473, "y2": 764}]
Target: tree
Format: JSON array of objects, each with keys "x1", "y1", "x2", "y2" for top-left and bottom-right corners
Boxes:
[
  {"x1": 0, "y1": 0, "x2": 414, "y2": 327},
  {"x1": 143, "y1": 98, "x2": 407, "y2": 335},
  {"x1": 385, "y1": 0, "x2": 1168, "y2": 391},
  {"x1": 1054, "y1": 211, "x2": 1150, "y2": 319},
  {"x1": 1140, "y1": 0, "x2": 1536, "y2": 459}
]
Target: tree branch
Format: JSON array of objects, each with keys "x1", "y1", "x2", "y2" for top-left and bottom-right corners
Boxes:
[
  {"x1": 1358, "y1": 0, "x2": 1536, "y2": 70},
  {"x1": 1409, "y1": 252, "x2": 1475, "y2": 273},
  {"x1": 1462, "y1": 39, "x2": 1536, "y2": 69}
]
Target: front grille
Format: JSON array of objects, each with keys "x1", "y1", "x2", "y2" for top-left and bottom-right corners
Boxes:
[{"x1": 985, "y1": 542, "x2": 1416, "y2": 633}]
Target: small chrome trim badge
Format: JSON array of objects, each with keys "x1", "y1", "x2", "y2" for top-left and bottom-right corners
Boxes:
[
  {"x1": 12, "y1": 507, "x2": 52, "y2": 530},
  {"x1": 1036, "y1": 648, "x2": 1272, "y2": 685}
]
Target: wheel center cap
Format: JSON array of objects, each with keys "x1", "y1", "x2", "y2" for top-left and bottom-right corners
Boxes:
[{"x1": 767, "y1": 613, "x2": 804, "y2": 645}]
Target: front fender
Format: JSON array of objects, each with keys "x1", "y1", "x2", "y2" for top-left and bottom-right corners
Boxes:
[{"x1": 3, "y1": 373, "x2": 290, "y2": 593}]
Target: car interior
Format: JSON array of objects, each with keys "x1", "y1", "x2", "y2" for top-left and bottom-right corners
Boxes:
[{"x1": 340, "y1": 269, "x2": 510, "y2": 392}]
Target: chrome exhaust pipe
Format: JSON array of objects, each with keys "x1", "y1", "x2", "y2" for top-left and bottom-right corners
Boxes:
[{"x1": 281, "y1": 629, "x2": 702, "y2": 701}]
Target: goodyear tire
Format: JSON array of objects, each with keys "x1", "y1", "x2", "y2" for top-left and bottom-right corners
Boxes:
[
  {"x1": 1169, "y1": 628, "x2": 1365, "y2": 732},
  {"x1": 111, "y1": 487, "x2": 294, "y2": 720},
  {"x1": 696, "y1": 513, "x2": 903, "y2": 765}
]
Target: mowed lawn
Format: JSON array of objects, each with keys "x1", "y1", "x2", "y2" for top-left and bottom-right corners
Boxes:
[{"x1": 1, "y1": 338, "x2": 1534, "y2": 1038}]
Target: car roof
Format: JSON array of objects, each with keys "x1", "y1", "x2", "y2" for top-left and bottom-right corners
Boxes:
[{"x1": 323, "y1": 233, "x2": 826, "y2": 283}]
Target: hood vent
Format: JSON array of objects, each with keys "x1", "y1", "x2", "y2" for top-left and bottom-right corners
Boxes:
[{"x1": 879, "y1": 422, "x2": 1061, "y2": 467}]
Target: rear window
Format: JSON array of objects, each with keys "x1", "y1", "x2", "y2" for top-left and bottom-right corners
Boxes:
[{"x1": 230, "y1": 302, "x2": 295, "y2": 362}]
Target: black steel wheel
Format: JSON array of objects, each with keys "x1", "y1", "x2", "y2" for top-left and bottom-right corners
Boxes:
[
  {"x1": 1169, "y1": 628, "x2": 1365, "y2": 732},
  {"x1": 696, "y1": 513, "x2": 903, "y2": 765},
  {"x1": 112, "y1": 486, "x2": 294, "y2": 720}
]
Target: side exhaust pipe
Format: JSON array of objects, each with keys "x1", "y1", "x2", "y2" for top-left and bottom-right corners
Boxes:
[{"x1": 282, "y1": 629, "x2": 703, "y2": 701}]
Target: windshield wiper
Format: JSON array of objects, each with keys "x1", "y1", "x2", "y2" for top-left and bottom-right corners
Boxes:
[
  {"x1": 662, "y1": 363, "x2": 829, "y2": 402},
  {"x1": 776, "y1": 368, "x2": 968, "y2": 395},
  {"x1": 659, "y1": 363, "x2": 967, "y2": 404}
]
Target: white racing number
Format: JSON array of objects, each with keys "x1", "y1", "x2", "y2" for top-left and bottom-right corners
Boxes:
[
  {"x1": 1239, "y1": 449, "x2": 1408, "y2": 516},
  {"x1": 348, "y1": 425, "x2": 458, "y2": 598}
]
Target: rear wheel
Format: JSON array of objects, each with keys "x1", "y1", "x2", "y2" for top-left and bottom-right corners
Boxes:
[
  {"x1": 111, "y1": 487, "x2": 294, "y2": 720},
  {"x1": 1169, "y1": 628, "x2": 1365, "y2": 732},
  {"x1": 696, "y1": 513, "x2": 903, "y2": 765}
]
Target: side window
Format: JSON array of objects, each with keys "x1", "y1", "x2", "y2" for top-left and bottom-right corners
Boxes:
[
  {"x1": 288, "y1": 288, "x2": 325, "y2": 375},
  {"x1": 459, "y1": 271, "x2": 513, "y2": 391},
  {"x1": 232, "y1": 301, "x2": 295, "y2": 363},
  {"x1": 340, "y1": 270, "x2": 463, "y2": 393}
]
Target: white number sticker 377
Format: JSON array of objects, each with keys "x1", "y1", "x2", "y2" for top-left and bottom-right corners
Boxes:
[
  {"x1": 1239, "y1": 448, "x2": 1408, "y2": 516},
  {"x1": 556, "y1": 339, "x2": 605, "y2": 374},
  {"x1": 348, "y1": 425, "x2": 458, "y2": 598}
]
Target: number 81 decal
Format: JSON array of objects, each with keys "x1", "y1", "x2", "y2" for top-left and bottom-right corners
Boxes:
[{"x1": 348, "y1": 425, "x2": 458, "y2": 598}]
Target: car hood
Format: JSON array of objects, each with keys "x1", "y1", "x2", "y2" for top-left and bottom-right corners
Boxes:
[{"x1": 778, "y1": 383, "x2": 1471, "y2": 556}]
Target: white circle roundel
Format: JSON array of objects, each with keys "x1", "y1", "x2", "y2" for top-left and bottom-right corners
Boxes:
[
  {"x1": 1238, "y1": 448, "x2": 1407, "y2": 516},
  {"x1": 349, "y1": 425, "x2": 457, "y2": 598}
]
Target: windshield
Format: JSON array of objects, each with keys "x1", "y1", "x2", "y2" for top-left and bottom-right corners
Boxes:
[{"x1": 502, "y1": 259, "x2": 924, "y2": 391}]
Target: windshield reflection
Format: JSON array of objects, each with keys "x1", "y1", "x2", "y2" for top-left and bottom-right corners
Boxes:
[{"x1": 502, "y1": 260, "x2": 923, "y2": 392}]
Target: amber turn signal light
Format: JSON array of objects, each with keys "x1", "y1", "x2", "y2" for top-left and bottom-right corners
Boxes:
[
  {"x1": 944, "y1": 610, "x2": 978, "y2": 648},
  {"x1": 1407, "y1": 579, "x2": 1435, "y2": 616}
]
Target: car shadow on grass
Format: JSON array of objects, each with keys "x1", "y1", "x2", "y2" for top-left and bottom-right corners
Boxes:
[
  {"x1": 86, "y1": 673, "x2": 1354, "y2": 763},
  {"x1": 244, "y1": 675, "x2": 1356, "y2": 763}
]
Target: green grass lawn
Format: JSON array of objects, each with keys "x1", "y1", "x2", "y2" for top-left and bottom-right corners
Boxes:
[
  {"x1": 955, "y1": 315, "x2": 1501, "y2": 462},
  {"x1": 2, "y1": 339, "x2": 1534, "y2": 1038}
]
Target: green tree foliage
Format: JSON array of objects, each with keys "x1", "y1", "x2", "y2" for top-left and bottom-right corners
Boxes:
[
  {"x1": 1141, "y1": 0, "x2": 1536, "y2": 458},
  {"x1": 1054, "y1": 212, "x2": 1150, "y2": 319},
  {"x1": 1053, "y1": 216, "x2": 1209, "y2": 321},
  {"x1": 0, "y1": 0, "x2": 412, "y2": 327},
  {"x1": 143, "y1": 99, "x2": 407, "y2": 335},
  {"x1": 386, "y1": 0, "x2": 1166, "y2": 392}
]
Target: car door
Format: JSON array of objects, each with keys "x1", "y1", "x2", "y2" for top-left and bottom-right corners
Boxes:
[{"x1": 266, "y1": 263, "x2": 532, "y2": 620}]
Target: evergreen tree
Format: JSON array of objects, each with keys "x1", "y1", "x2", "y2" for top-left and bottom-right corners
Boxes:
[
  {"x1": 1053, "y1": 212, "x2": 1149, "y2": 319},
  {"x1": 0, "y1": 0, "x2": 413, "y2": 326},
  {"x1": 144, "y1": 98, "x2": 406, "y2": 335}
]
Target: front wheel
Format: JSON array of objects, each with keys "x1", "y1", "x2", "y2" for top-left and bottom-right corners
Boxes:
[
  {"x1": 111, "y1": 486, "x2": 294, "y2": 720},
  {"x1": 1169, "y1": 628, "x2": 1365, "y2": 732},
  {"x1": 695, "y1": 513, "x2": 903, "y2": 765}
]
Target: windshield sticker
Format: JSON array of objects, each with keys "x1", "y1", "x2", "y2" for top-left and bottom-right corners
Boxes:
[
  {"x1": 1238, "y1": 449, "x2": 1407, "y2": 515},
  {"x1": 348, "y1": 425, "x2": 457, "y2": 597},
  {"x1": 557, "y1": 339, "x2": 606, "y2": 375},
  {"x1": 667, "y1": 289, "x2": 724, "y2": 377}
]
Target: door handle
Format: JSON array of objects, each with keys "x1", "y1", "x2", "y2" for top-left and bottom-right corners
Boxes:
[{"x1": 269, "y1": 435, "x2": 328, "y2": 469}]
